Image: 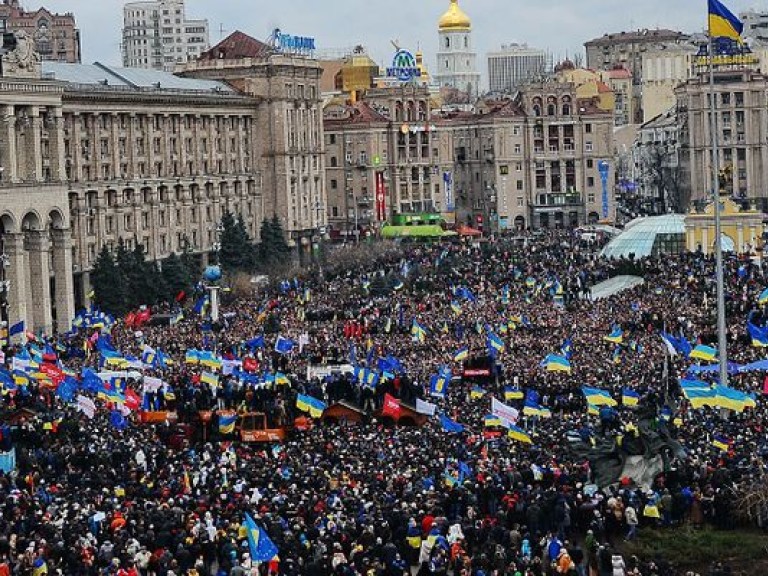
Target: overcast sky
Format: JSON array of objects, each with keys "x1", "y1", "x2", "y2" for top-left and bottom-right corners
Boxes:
[{"x1": 41, "y1": 0, "x2": 759, "y2": 81}]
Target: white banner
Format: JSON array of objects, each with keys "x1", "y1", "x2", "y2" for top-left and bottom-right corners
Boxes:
[
  {"x1": 142, "y1": 376, "x2": 165, "y2": 393},
  {"x1": 76, "y1": 394, "x2": 96, "y2": 419},
  {"x1": 491, "y1": 397, "x2": 519, "y2": 425},
  {"x1": 416, "y1": 399, "x2": 437, "y2": 416}
]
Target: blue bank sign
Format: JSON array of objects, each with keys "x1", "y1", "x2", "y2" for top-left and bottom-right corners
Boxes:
[
  {"x1": 386, "y1": 49, "x2": 421, "y2": 83},
  {"x1": 275, "y1": 30, "x2": 316, "y2": 55}
]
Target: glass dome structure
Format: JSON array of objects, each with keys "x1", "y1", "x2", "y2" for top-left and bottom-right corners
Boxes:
[{"x1": 601, "y1": 214, "x2": 687, "y2": 259}]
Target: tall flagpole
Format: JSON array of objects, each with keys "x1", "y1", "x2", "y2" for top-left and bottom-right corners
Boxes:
[{"x1": 707, "y1": 17, "x2": 729, "y2": 388}]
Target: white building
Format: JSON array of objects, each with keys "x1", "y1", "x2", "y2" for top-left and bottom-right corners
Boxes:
[
  {"x1": 741, "y1": 9, "x2": 768, "y2": 44},
  {"x1": 434, "y1": 0, "x2": 480, "y2": 98},
  {"x1": 487, "y1": 44, "x2": 548, "y2": 94},
  {"x1": 122, "y1": 0, "x2": 209, "y2": 72}
]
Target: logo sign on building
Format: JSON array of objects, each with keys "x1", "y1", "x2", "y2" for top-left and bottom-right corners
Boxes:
[
  {"x1": 386, "y1": 49, "x2": 422, "y2": 83},
  {"x1": 443, "y1": 171, "x2": 454, "y2": 212},
  {"x1": 274, "y1": 29, "x2": 316, "y2": 55},
  {"x1": 375, "y1": 172, "x2": 387, "y2": 222},
  {"x1": 598, "y1": 160, "x2": 610, "y2": 220}
]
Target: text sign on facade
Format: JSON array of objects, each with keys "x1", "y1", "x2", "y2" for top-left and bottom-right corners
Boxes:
[{"x1": 386, "y1": 49, "x2": 421, "y2": 83}]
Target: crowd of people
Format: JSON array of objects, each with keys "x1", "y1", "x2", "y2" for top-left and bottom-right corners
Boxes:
[{"x1": 0, "y1": 230, "x2": 766, "y2": 576}]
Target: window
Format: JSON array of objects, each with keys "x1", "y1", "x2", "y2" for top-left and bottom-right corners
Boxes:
[
  {"x1": 585, "y1": 142, "x2": 593, "y2": 152},
  {"x1": 514, "y1": 144, "x2": 521, "y2": 154},
  {"x1": 585, "y1": 123, "x2": 592, "y2": 134},
  {"x1": 517, "y1": 197, "x2": 524, "y2": 207},
  {"x1": 587, "y1": 159, "x2": 594, "y2": 169},
  {"x1": 330, "y1": 157, "x2": 337, "y2": 167},
  {"x1": 588, "y1": 193, "x2": 595, "y2": 203},
  {"x1": 516, "y1": 180, "x2": 523, "y2": 191},
  {"x1": 329, "y1": 134, "x2": 336, "y2": 145},
  {"x1": 331, "y1": 179, "x2": 337, "y2": 189},
  {"x1": 587, "y1": 177, "x2": 595, "y2": 187}
]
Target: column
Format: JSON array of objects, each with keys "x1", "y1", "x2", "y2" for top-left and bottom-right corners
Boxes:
[
  {"x1": 0, "y1": 105, "x2": 18, "y2": 183},
  {"x1": 48, "y1": 107, "x2": 66, "y2": 182},
  {"x1": 27, "y1": 106, "x2": 43, "y2": 182},
  {"x1": 25, "y1": 230, "x2": 52, "y2": 334},
  {"x1": 2, "y1": 233, "x2": 27, "y2": 334},
  {"x1": 50, "y1": 228, "x2": 75, "y2": 333}
]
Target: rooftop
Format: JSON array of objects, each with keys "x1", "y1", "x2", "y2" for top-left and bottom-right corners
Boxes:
[
  {"x1": 585, "y1": 29, "x2": 685, "y2": 47},
  {"x1": 41, "y1": 61, "x2": 235, "y2": 93},
  {"x1": 200, "y1": 31, "x2": 272, "y2": 61}
]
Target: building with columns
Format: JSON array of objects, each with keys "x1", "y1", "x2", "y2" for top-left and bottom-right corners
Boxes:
[
  {"x1": 434, "y1": 0, "x2": 481, "y2": 98},
  {"x1": 0, "y1": 45, "x2": 268, "y2": 335}
]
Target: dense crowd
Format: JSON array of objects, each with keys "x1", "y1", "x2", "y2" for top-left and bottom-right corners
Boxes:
[{"x1": 0, "y1": 230, "x2": 767, "y2": 576}]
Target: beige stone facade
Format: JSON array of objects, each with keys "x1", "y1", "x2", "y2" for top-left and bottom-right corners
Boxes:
[
  {"x1": 0, "y1": 34, "x2": 339, "y2": 334},
  {"x1": 322, "y1": 80, "x2": 616, "y2": 234},
  {"x1": 676, "y1": 69, "x2": 768, "y2": 209}
]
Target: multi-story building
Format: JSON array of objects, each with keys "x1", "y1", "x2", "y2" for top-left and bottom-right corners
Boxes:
[
  {"x1": 322, "y1": 79, "x2": 616, "y2": 233},
  {"x1": 179, "y1": 31, "x2": 327, "y2": 250},
  {"x1": 434, "y1": 0, "x2": 480, "y2": 98},
  {"x1": 598, "y1": 68, "x2": 634, "y2": 127},
  {"x1": 585, "y1": 28, "x2": 687, "y2": 122},
  {"x1": 0, "y1": 0, "x2": 80, "y2": 63},
  {"x1": 641, "y1": 43, "x2": 698, "y2": 123},
  {"x1": 487, "y1": 44, "x2": 548, "y2": 94},
  {"x1": 122, "y1": 0, "x2": 209, "y2": 72},
  {"x1": 676, "y1": 68, "x2": 768, "y2": 210}
]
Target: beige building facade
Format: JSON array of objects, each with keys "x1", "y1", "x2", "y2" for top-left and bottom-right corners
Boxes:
[
  {"x1": 676, "y1": 69, "x2": 768, "y2": 209},
  {"x1": 0, "y1": 0, "x2": 80, "y2": 63}
]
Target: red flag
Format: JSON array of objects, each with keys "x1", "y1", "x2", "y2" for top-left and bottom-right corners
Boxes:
[
  {"x1": 175, "y1": 290, "x2": 186, "y2": 302},
  {"x1": 382, "y1": 393, "x2": 401, "y2": 419},
  {"x1": 124, "y1": 312, "x2": 136, "y2": 328},
  {"x1": 243, "y1": 357, "x2": 259, "y2": 372},
  {"x1": 763, "y1": 376, "x2": 768, "y2": 395},
  {"x1": 135, "y1": 308, "x2": 151, "y2": 326},
  {"x1": 124, "y1": 388, "x2": 141, "y2": 411}
]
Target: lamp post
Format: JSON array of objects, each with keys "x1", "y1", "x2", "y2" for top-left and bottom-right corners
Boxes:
[{"x1": 205, "y1": 222, "x2": 225, "y2": 324}]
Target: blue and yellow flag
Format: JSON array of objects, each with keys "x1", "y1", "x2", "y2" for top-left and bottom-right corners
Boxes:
[
  {"x1": 450, "y1": 301, "x2": 462, "y2": 316},
  {"x1": 453, "y1": 346, "x2": 469, "y2": 362},
  {"x1": 411, "y1": 319, "x2": 427, "y2": 343},
  {"x1": 582, "y1": 386, "x2": 617, "y2": 407},
  {"x1": 708, "y1": 0, "x2": 743, "y2": 41},
  {"x1": 470, "y1": 386, "x2": 486, "y2": 400},
  {"x1": 508, "y1": 425, "x2": 533, "y2": 444},
  {"x1": 690, "y1": 344, "x2": 717, "y2": 362},
  {"x1": 244, "y1": 512, "x2": 279, "y2": 561},
  {"x1": 504, "y1": 387, "x2": 524, "y2": 401},
  {"x1": 604, "y1": 326, "x2": 624, "y2": 344},
  {"x1": 759, "y1": 288, "x2": 768, "y2": 306},
  {"x1": 296, "y1": 394, "x2": 327, "y2": 418},
  {"x1": 712, "y1": 433, "x2": 731, "y2": 452},
  {"x1": 218, "y1": 412, "x2": 237, "y2": 434},
  {"x1": 201, "y1": 371, "x2": 220, "y2": 387},
  {"x1": 622, "y1": 388, "x2": 640, "y2": 407},
  {"x1": 541, "y1": 354, "x2": 571, "y2": 373},
  {"x1": 484, "y1": 414, "x2": 503, "y2": 427}
]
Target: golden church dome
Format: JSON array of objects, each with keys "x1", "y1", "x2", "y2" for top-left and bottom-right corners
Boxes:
[{"x1": 438, "y1": 0, "x2": 471, "y2": 31}]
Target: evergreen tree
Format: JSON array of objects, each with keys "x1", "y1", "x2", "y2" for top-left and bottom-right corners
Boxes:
[
  {"x1": 218, "y1": 211, "x2": 254, "y2": 272},
  {"x1": 180, "y1": 236, "x2": 200, "y2": 286},
  {"x1": 258, "y1": 215, "x2": 292, "y2": 272},
  {"x1": 91, "y1": 245, "x2": 126, "y2": 315}
]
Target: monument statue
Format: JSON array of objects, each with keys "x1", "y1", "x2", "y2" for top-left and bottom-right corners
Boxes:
[{"x1": 2, "y1": 30, "x2": 42, "y2": 79}]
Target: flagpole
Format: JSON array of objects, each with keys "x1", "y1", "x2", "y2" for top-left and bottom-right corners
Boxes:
[{"x1": 707, "y1": 23, "x2": 729, "y2": 388}]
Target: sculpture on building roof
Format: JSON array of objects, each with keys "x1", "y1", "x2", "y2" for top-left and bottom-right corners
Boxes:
[{"x1": 2, "y1": 30, "x2": 42, "y2": 79}]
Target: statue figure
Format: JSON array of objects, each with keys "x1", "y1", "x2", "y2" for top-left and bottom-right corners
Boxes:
[{"x1": 2, "y1": 30, "x2": 42, "y2": 79}]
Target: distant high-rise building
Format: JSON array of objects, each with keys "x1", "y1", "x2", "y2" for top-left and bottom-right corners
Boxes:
[
  {"x1": 122, "y1": 0, "x2": 209, "y2": 72},
  {"x1": 487, "y1": 44, "x2": 548, "y2": 93},
  {"x1": 434, "y1": 0, "x2": 480, "y2": 98},
  {"x1": 0, "y1": 0, "x2": 80, "y2": 63}
]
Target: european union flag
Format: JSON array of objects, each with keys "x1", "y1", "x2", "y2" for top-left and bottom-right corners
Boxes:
[
  {"x1": 246, "y1": 336, "x2": 265, "y2": 349},
  {"x1": 274, "y1": 335, "x2": 295, "y2": 355},
  {"x1": 109, "y1": 410, "x2": 128, "y2": 431},
  {"x1": 440, "y1": 414, "x2": 464, "y2": 434},
  {"x1": 244, "y1": 512, "x2": 278, "y2": 562}
]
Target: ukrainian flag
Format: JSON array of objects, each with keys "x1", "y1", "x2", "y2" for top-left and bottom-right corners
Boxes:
[
  {"x1": 450, "y1": 301, "x2": 462, "y2": 316},
  {"x1": 275, "y1": 372, "x2": 290, "y2": 385},
  {"x1": 690, "y1": 344, "x2": 717, "y2": 362},
  {"x1": 759, "y1": 287, "x2": 768, "y2": 305},
  {"x1": 603, "y1": 326, "x2": 624, "y2": 344},
  {"x1": 712, "y1": 434, "x2": 730, "y2": 452},
  {"x1": 411, "y1": 319, "x2": 427, "y2": 343},
  {"x1": 453, "y1": 346, "x2": 469, "y2": 362},
  {"x1": 218, "y1": 412, "x2": 237, "y2": 434},
  {"x1": 296, "y1": 394, "x2": 327, "y2": 418},
  {"x1": 507, "y1": 425, "x2": 533, "y2": 444},
  {"x1": 714, "y1": 385, "x2": 751, "y2": 412},
  {"x1": 587, "y1": 404, "x2": 600, "y2": 416},
  {"x1": 708, "y1": 0, "x2": 743, "y2": 41},
  {"x1": 622, "y1": 388, "x2": 640, "y2": 407},
  {"x1": 747, "y1": 321, "x2": 768, "y2": 347},
  {"x1": 504, "y1": 387, "x2": 524, "y2": 401},
  {"x1": 185, "y1": 349, "x2": 200, "y2": 364},
  {"x1": 541, "y1": 354, "x2": 571, "y2": 373},
  {"x1": 484, "y1": 414, "x2": 503, "y2": 427},
  {"x1": 201, "y1": 371, "x2": 220, "y2": 387},
  {"x1": 582, "y1": 386, "x2": 617, "y2": 407},
  {"x1": 470, "y1": 386, "x2": 486, "y2": 399},
  {"x1": 486, "y1": 332, "x2": 505, "y2": 354}
]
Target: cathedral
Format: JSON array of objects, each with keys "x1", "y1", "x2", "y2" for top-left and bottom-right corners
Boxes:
[{"x1": 433, "y1": 0, "x2": 481, "y2": 98}]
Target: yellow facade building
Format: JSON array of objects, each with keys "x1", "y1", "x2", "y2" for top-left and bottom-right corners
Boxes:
[{"x1": 685, "y1": 197, "x2": 765, "y2": 255}]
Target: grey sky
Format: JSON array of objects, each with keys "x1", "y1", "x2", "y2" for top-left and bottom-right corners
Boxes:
[{"x1": 41, "y1": 0, "x2": 756, "y2": 81}]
